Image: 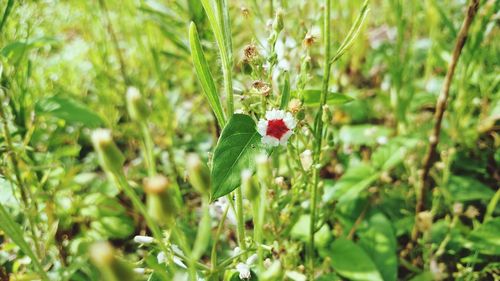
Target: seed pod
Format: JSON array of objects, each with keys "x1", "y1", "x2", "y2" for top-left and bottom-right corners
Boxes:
[
  {"x1": 126, "y1": 87, "x2": 149, "y2": 122},
  {"x1": 91, "y1": 129, "x2": 125, "y2": 174},
  {"x1": 90, "y1": 242, "x2": 137, "y2": 281},
  {"x1": 186, "y1": 153, "x2": 210, "y2": 196},
  {"x1": 143, "y1": 175, "x2": 178, "y2": 225},
  {"x1": 241, "y1": 169, "x2": 258, "y2": 201}
]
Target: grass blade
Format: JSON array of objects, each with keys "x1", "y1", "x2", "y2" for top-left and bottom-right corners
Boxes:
[
  {"x1": 0, "y1": 0, "x2": 14, "y2": 33},
  {"x1": 330, "y1": 0, "x2": 370, "y2": 64},
  {"x1": 188, "y1": 22, "x2": 226, "y2": 127},
  {"x1": 280, "y1": 71, "x2": 291, "y2": 109},
  {"x1": 0, "y1": 204, "x2": 49, "y2": 281}
]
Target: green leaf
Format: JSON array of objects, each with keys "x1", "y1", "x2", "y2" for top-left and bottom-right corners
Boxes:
[
  {"x1": 300, "y1": 89, "x2": 354, "y2": 107},
  {"x1": 0, "y1": 0, "x2": 15, "y2": 33},
  {"x1": 467, "y1": 217, "x2": 500, "y2": 255},
  {"x1": 328, "y1": 238, "x2": 384, "y2": 281},
  {"x1": 323, "y1": 163, "x2": 378, "y2": 204},
  {"x1": 358, "y1": 214, "x2": 398, "y2": 281},
  {"x1": 290, "y1": 215, "x2": 332, "y2": 248},
  {"x1": 371, "y1": 138, "x2": 418, "y2": 170},
  {"x1": 92, "y1": 215, "x2": 135, "y2": 239},
  {"x1": 339, "y1": 125, "x2": 392, "y2": 146},
  {"x1": 280, "y1": 72, "x2": 291, "y2": 109},
  {"x1": 192, "y1": 205, "x2": 211, "y2": 260},
  {"x1": 211, "y1": 114, "x2": 263, "y2": 200},
  {"x1": 1, "y1": 37, "x2": 58, "y2": 62},
  {"x1": 330, "y1": 0, "x2": 370, "y2": 64},
  {"x1": 0, "y1": 204, "x2": 49, "y2": 280},
  {"x1": 188, "y1": 22, "x2": 226, "y2": 127},
  {"x1": 36, "y1": 96, "x2": 104, "y2": 127},
  {"x1": 446, "y1": 176, "x2": 495, "y2": 202}
]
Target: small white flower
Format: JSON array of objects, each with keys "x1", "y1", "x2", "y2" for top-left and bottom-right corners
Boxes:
[
  {"x1": 91, "y1": 128, "x2": 112, "y2": 145},
  {"x1": 236, "y1": 262, "x2": 251, "y2": 280},
  {"x1": 133, "y1": 268, "x2": 146, "y2": 274},
  {"x1": 376, "y1": 136, "x2": 388, "y2": 145},
  {"x1": 257, "y1": 109, "x2": 296, "y2": 147},
  {"x1": 157, "y1": 251, "x2": 167, "y2": 264},
  {"x1": 133, "y1": 235, "x2": 154, "y2": 244},
  {"x1": 173, "y1": 256, "x2": 187, "y2": 269},
  {"x1": 300, "y1": 150, "x2": 313, "y2": 171},
  {"x1": 233, "y1": 247, "x2": 242, "y2": 256},
  {"x1": 246, "y1": 254, "x2": 258, "y2": 265}
]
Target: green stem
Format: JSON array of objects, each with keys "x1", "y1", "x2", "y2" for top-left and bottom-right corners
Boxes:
[
  {"x1": 235, "y1": 187, "x2": 247, "y2": 256},
  {"x1": 210, "y1": 203, "x2": 229, "y2": 277},
  {"x1": 140, "y1": 122, "x2": 156, "y2": 177},
  {"x1": 485, "y1": 188, "x2": 500, "y2": 222},
  {"x1": 308, "y1": 0, "x2": 331, "y2": 277},
  {"x1": 216, "y1": 0, "x2": 234, "y2": 116},
  {"x1": 0, "y1": 103, "x2": 42, "y2": 258},
  {"x1": 253, "y1": 185, "x2": 266, "y2": 272},
  {"x1": 112, "y1": 171, "x2": 171, "y2": 257}
]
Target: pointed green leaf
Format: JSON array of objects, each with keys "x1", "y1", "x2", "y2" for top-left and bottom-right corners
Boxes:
[
  {"x1": 211, "y1": 114, "x2": 263, "y2": 201},
  {"x1": 279, "y1": 72, "x2": 291, "y2": 109},
  {"x1": 300, "y1": 89, "x2": 354, "y2": 107},
  {"x1": 329, "y1": 238, "x2": 384, "y2": 281},
  {"x1": 35, "y1": 96, "x2": 104, "y2": 127},
  {"x1": 188, "y1": 22, "x2": 226, "y2": 127},
  {"x1": 359, "y1": 214, "x2": 398, "y2": 281}
]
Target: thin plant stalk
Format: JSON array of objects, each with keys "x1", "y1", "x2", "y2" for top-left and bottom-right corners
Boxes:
[
  {"x1": 110, "y1": 171, "x2": 171, "y2": 258},
  {"x1": 413, "y1": 0, "x2": 480, "y2": 241},
  {"x1": 0, "y1": 102, "x2": 42, "y2": 258},
  {"x1": 308, "y1": 0, "x2": 331, "y2": 277},
  {"x1": 140, "y1": 122, "x2": 157, "y2": 177},
  {"x1": 235, "y1": 187, "x2": 247, "y2": 255},
  {"x1": 252, "y1": 183, "x2": 266, "y2": 272},
  {"x1": 210, "y1": 203, "x2": 229, "y2": 279}
]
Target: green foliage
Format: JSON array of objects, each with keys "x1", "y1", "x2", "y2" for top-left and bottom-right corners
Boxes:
[
  {"x1": 0, "y1": 0, "x2": 498, "y2": 280},
  {"x1": 211, "y1": 114, "x2": 263, "y2": 200},
  {"x1": 328, "y1": 238, "x2": 384, "y2": 281},
  {"x1": 36, "y1": 96, "x2": 105, "y2": 127}
]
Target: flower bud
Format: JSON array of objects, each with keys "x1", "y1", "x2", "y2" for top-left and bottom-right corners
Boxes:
[
  {"x1": 241, "y1": 169, "x2": 258, "y2": 201},
  {"x1": 126, "y1": 87, "x2": 149, "y2": 122},
  {"x1": 416, "y1": 211, "x2": 433, "y2": 232},
  {"x1": 261, "y1": 260, "x2": 283, "y2": 281},
  {"x1": 300, "y1": 150, "x2": 313, "y2": 171},
  {"x1": 288, "y1": 98, "x2": 302, "y2": 114},
  {"x1": 90, "y1": 242, "x2": 136, "y2": 281},
  {"x1": 91, "y1": 129, "x2": 125, "y2": 173},
  {"x1": 143, "y1": 175, "x2": 178, "y2": 225},
  {"x1": 186, "y1": 153, "x2": 210, "y2": 195},
  {"x1": 272, "y1": 10, "x2": 284, "y2": 33},
  {"x1": 133, "y1": 235, "x2": 154, "y2": 244},
  {"x1": 322, "y1": 105, "x2": 332, "y2": 123}
]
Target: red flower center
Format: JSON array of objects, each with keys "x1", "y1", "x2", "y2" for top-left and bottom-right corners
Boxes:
[{"x1": 266, "y1": 119, "x2": 289, "y2": 140}]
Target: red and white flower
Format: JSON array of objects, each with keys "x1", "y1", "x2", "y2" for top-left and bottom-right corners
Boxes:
[{"x1": 257, "y1": 109, "x2": 296, "y2": 147}]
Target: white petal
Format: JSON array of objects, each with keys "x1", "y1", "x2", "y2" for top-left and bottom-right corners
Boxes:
[
  {"x1": 133, "y1": 268, "x2": 146, "y2": 274},
  {"x1": 173, "y1": 256, "x2": 187, "y2": 269},
  {"x1": 246, "y1": 254, "x2": 258, "y2": 265},
  {"x1": 157, "y1": 251, "x2": 166, "y2": 264},
  {"x1": 257, "y1": 119, "x2": 268, "y2": 136},
  {"x1": 283, "y1": 112, "x2": 296, "y2": 129},
  {"x1": 279, "y1": 130, "x2": 293, "y2": 146},
  {"x1": 133, "y1": 235, "x2": 154, "y2": 244},
  {"x1": 265, "y1": 109, "x2": 285, "y2": 120},
  {"x1": 262, "y1": 135, "x2": 280, "y2": 147},
  {"x1": 236, "y1": 263, "x2": 251, "y2": 279}
]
